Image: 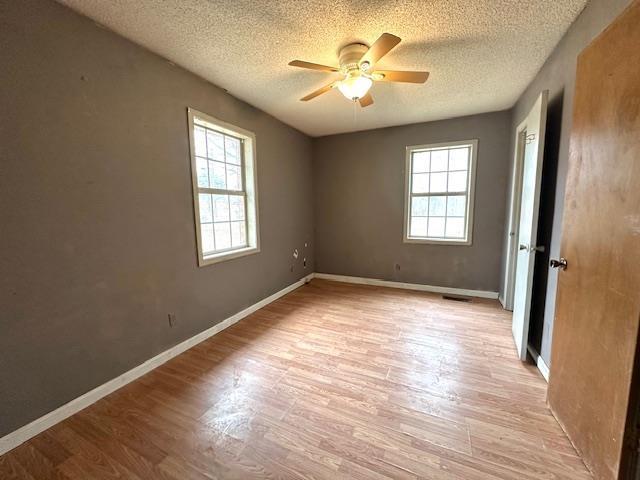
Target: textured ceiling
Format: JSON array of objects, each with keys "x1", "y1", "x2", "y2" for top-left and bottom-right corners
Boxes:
[{"x1": 58, "y1": 0, "x2": 587, "y2": 137}]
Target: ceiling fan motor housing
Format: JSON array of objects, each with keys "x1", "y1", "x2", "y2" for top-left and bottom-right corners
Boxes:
[{"x1": 339, "y1": 43, "x2": 369, "y2": 73}]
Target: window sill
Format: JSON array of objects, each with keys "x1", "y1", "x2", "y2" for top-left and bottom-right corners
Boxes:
[
  {"x1": 404, "y1": 237, "x2": 472, "y2": 246},
  {"x1": 199, "y1": 246, "x2": 260, "y2": 267}
]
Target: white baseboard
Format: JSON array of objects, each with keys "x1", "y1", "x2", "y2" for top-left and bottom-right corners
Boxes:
[
  {"x1": 314, "y1": 273, "x2": 499, "y2": 299},
  {"x1": 0, "y1": 273, "x2": 314, "y2": 456},
  {"x1": 527, "y1": 345, "x2": 550, "y2": 382}
]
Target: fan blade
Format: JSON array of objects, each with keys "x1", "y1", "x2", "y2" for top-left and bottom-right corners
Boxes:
[
  {"x1": 359, "y1": 93, "x2": 374, "y2": 107},
  {"x1": 300, "y1": 81, "x2": 337, "y2": 101},
  {"x1": 360, "y1": 33, "x2": 401, "y2": 67},
  {"x1": 289, "y1": 60, "x2": 339, "y2": 72},
  {"x1": 373, "y1": 70, "x2": 429, "y2": 83}
]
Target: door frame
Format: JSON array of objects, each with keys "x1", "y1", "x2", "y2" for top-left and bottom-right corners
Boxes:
[{"x1": 502, "y1": 119, "x2": 528, "y2": 311}]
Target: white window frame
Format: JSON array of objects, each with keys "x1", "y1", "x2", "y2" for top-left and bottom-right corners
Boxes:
[
  {"x1": 187, "y1": 108, "x2": 260, "y2": 266},
  {"x1": 403, "y1": 139, "x2": 478, "y2": 246}
]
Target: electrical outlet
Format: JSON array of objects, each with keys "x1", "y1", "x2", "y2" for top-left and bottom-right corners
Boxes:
[
  {"x1": 303, "y1": 257, "x2": 307, "y2": 268},
  {"x1": 168, "y1": 313, "x2": 176, "y2": 327}
]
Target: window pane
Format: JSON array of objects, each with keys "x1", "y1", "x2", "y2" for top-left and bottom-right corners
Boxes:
[
  {"x1": 410, "y1": 217, "x2": 427, "y2": 237},
  {"x1": 209, "y1": 161, "x2": 226, "y2": 189},
  {"x1": 225, "y1": 136, "x2": 241, "y2": 165},
  {"x1": 428, "y1": 196, "x2": 446, "y2": 216},
  {"x1": 229, "y1": 195, "x2": 245, "y2": 221},
  {"x1": 412, "y1": 152, "x2": 429, "y2": 173},
  {"x1": 428, "y1": 217, "x2": 445, "y2": 237},
  {"x1": 411, "y1": 196, "x2": 428, "y2": 216},
  {"x1": 196, "y1": 157, "x2": 209, "y2": 188},
  {"x1": 430, "y1": 172, "x2": 447, "y2": 193},
  {"x1": 449, "y1": 148, "x2": 469, "y2": 170},
  {"x1": 412, "y1": 173, "x2": 429, "y2": 193},
  {"x1": 430, "y1": 150, "x2": 448, "y2": 171},
  {"x1": 405, "y1": 144, "x2": 474, "y2": 243},
  {"x1": 231, "y1": 221, "x2": 246, "y2": 247},
  {"x1": 226, "y1": 164, "x2": 242, "y2": 191},
  {"x1": 207, "y1": 130, "x2": 224, "y2": 161},
  {"x1": 212, "y1": 194, "x2": 230, "y2": 222},
  {"x1": 201, "y1": 223, "x2": 215, "y2": 253},
  {"x1": 446, "y1": 217, "x2": 465, "y2": 238},
  {"x1": 192, "y1": 115, "x2": 257, "y2": 260},
  {"x1": 199, "y1": 194, "x2": 212, "y2": 223},
  {"x1": 194, "y1": 127, "x2": 207, "y2": 157},
  {"x1": 448, "y1": 171, "x2": 467, "y2": 192},
  {"x1": 214, "y1": 222, "x2": 231, "y2": 250},
  {"x1": 447, "y1": 195, "x2": 466, "y2": 217}
]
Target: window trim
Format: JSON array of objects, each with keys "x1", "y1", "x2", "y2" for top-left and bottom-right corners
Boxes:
[
  {"x1": 403, "y1": 139, "x2": 478, "y2": 246},
  {"x1": 187, "y1": 107, "x2": 260, "y2": 266}
]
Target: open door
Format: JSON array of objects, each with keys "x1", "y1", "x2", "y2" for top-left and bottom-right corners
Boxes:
[
  {"x1": 511, "y1": 91, "x2": 548, "y2": 360},
  {"x1": 547, "y1": 2, "x2": 640, "y2": 479}
]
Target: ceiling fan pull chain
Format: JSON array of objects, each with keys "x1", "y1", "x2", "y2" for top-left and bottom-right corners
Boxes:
[{"x1": 353, "y1": 99, "x2": 358, "y2": 125}]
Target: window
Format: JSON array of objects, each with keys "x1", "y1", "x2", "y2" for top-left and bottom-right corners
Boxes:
[
  {"x1": 404, "y1": 140, "x2": 477, "y2": 245},
  {"x1": 188, "y1": 108, "x2": 259, "y2": 266}
]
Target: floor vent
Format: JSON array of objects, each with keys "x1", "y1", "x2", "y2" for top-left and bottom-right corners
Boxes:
[{"x1": 442, "y1": 295, "x2": 472, "y2": 302}]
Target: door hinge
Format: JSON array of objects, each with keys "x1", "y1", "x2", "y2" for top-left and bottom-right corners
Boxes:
[{"x1": 525, "y1": 133, "x2": 536, "y2": 144}]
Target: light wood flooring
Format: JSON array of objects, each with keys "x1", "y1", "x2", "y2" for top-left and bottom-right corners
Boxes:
[{"x1": 0, "y1": 279, "x2": 591, "y2": 479}]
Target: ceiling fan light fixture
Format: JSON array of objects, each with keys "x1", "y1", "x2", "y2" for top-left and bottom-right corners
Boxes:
[{"x1": 337, "y1": 73, "x2": 373, "y2": 101}]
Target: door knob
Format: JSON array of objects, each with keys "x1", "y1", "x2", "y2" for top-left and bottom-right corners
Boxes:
[{"x1": 550, "y1": 258, "x2": 568, "y2": 270}]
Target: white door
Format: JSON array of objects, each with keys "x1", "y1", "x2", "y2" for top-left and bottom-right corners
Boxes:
[{"x1": 512, "y1": 91, "x2": 548, "y2": 360}]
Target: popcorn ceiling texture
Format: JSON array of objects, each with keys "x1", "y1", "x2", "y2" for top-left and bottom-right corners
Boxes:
[{"x1": 59, "y1": 0, "x2": 587, "y2": 137}]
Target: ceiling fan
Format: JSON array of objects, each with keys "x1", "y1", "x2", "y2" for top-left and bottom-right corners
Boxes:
[{"x1": 288, "y1": 33, "x2": 429, "y2": 108}]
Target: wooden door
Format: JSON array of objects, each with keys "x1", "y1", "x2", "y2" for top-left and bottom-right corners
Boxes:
[{"x1": 548, "y1": 2, "x2": 640, "y2": 479}]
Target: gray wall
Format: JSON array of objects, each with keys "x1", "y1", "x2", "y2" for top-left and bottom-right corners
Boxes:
[
  {"x1": 501, "y1": 0, "x2": 632, "y2": 364},
  {"x1": 0, "y1": 0, "x2": 314, "y2": 437},
  {"x1": 313, "y1": 111, "x2": 511, "y2": 292}
]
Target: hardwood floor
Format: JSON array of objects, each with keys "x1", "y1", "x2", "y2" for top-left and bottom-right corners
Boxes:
[{"x1": 0, "y1": 279, "x2": 591, "y2": 479}]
